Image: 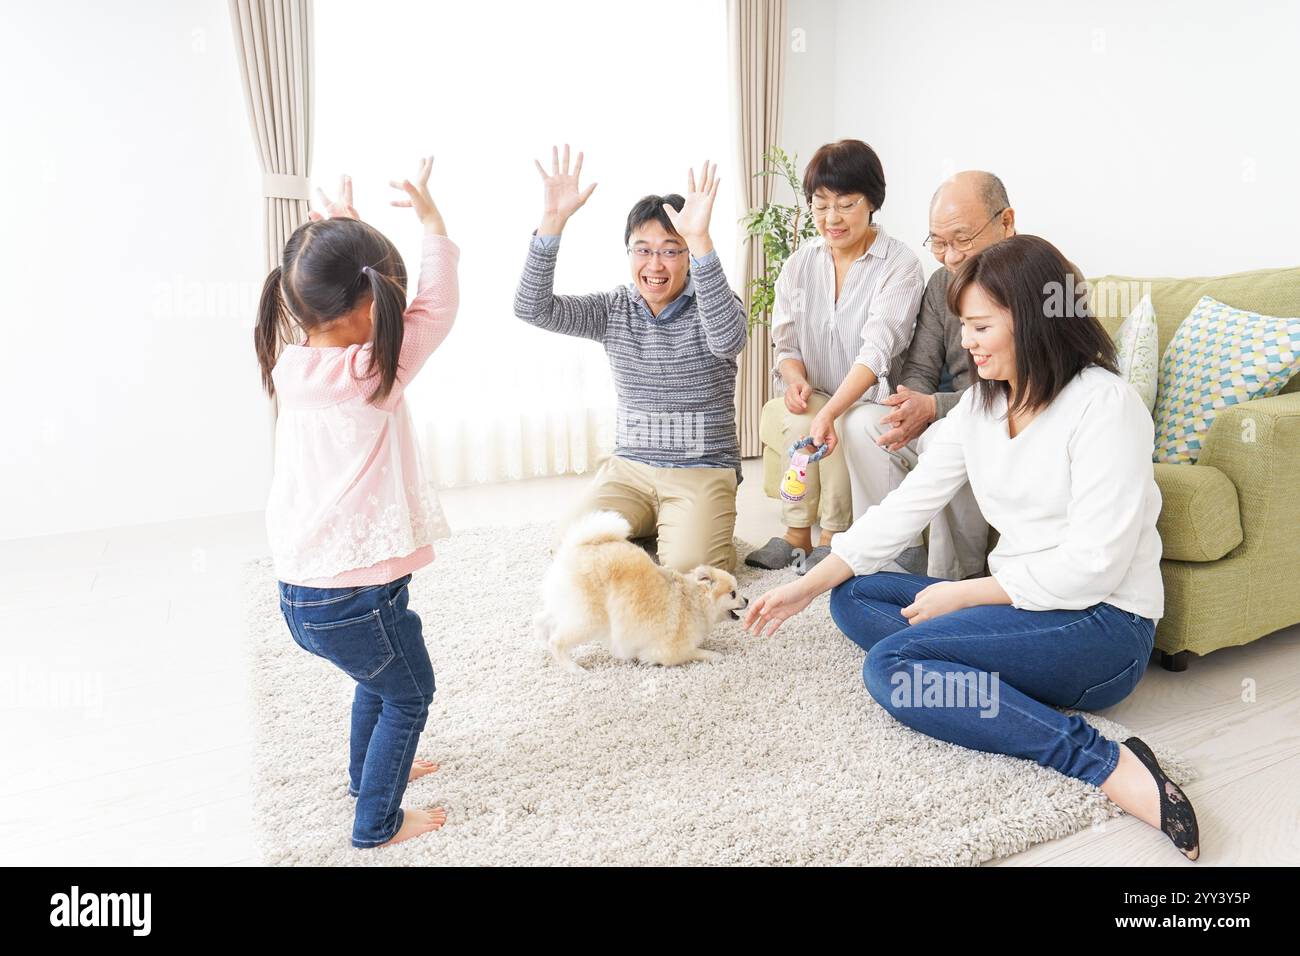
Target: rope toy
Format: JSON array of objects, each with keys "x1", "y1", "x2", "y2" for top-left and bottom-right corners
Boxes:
[{"x1": 780, "y1": 437, "x2": 830, "y2": 502}]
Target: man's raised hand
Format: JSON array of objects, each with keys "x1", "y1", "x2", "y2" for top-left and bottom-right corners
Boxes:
[{"x1": 534, "y1": 144, "x2": 597, "y2": 235}]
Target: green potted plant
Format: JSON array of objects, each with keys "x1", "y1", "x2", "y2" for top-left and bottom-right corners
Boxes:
[{"x1": 740, "y1": 146, "x2": 819, "y2": 328}]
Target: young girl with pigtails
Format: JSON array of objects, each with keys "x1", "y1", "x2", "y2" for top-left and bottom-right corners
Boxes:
[{"x1": 255, "y1": 158, "x2": 458, "y2": 849}]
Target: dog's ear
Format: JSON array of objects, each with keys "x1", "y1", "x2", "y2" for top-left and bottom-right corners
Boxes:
[{"x1": 691, "y1": 566, "x2": 714, "y2": 585}]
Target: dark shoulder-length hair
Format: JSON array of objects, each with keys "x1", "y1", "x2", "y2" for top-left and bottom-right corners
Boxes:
[{"x1": 946, "y1": 234, "x2": 1117, "y2": 417}]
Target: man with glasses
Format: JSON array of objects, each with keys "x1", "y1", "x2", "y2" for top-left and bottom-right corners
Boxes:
[
  {"x1": 843, "y1": 170, "x2": 1015, "y2": 579},
  {"x1": 514, "y1": 145, "x2": 748, "y2": 572}
]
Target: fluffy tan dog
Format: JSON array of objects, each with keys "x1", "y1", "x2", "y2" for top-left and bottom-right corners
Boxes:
[{"x1": 536, "y1": 510, "x2": 748, "y2": 672}]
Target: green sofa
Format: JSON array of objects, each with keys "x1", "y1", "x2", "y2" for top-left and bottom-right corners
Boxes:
[{"x1": 758, "y1": 265, "x2": 1300, "y2": 671}]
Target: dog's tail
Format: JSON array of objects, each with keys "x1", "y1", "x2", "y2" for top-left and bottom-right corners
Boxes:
[{"x1": 560, "y1": 510, "x2": 632, "y2": 550}]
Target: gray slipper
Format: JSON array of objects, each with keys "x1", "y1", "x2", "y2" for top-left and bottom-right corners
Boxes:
[
  {"x1": 883, "y1": 545, "x2": 928, "y2": 576},
  {"x1": 744, "y1": 537, "x2": 806, "y2": 570},
  {"x1": 796, "y1": 545, "x2": 832, "y2": 576}
]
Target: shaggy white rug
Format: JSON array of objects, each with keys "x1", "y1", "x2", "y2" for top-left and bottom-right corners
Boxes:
[{"x1": 242, "y1": 522, "x2": 1194, "y2": 866}]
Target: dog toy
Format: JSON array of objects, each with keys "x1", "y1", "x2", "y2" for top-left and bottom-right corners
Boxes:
[{"x1": 780, "y1": 437, "x2": 830, "y2": 503}]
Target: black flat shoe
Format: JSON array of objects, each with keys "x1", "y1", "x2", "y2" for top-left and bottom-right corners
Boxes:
[{"x1": 1123, "y1": 736, "x2": 1201, "y2": 861}]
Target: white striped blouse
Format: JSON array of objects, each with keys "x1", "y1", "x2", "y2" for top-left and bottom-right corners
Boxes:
[{"x1": 770, "y1": 224, "x2": 925, "y2": 405}]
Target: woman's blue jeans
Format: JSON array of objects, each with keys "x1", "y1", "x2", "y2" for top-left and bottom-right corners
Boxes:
[
  {"x1": 828, "y1": 572, "x2": 1156, "y2": 787},
  {"x1": 278, "y1": 574, "x2": 435, "y2": 848}
]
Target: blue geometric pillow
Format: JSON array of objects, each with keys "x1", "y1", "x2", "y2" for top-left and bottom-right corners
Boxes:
[{"x1": 1153, "y1": 296, "x2": 1300, "y2": 464}]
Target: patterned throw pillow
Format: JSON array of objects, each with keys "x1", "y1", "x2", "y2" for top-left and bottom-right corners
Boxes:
[
  {"x1": 1153, "y1": 295, "x2": 1300, "y2": 464},
  {"x1": 1114, "y1": 294, "x2": 1159, "y2": 413}
]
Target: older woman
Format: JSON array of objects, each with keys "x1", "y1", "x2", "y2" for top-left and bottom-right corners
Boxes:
[
  {"x1": 514, "y1": 145, "x2": 747, "y2": 572},
  {"x1": 744, "y1": 235, "x2": 1200, "y2": 862},
  {"x1": 746, "y1": 139, "x2": 924, "y2": 574}
]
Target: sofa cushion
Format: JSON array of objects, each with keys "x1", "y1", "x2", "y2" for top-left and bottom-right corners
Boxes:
[
  {"x1": 1088, "y1": 264, "x2": 1300, "y2": 396},
  {"x1": 1114, "y1": 294, "x2": 1159, "y2": 413},
  {"x1": 1152, "y1": 296, "x2": 1300, "y2": 463},
  {"x1": 1153, "y1": 462, "x2": 1243, "y2": 561}
]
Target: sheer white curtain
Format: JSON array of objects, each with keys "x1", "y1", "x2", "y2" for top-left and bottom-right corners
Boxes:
[{"x1": 314, "y1": 0, "x2": 737, "y2": 487}]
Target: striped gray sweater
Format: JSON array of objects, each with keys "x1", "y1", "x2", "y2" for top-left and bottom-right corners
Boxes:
[{"x1": 514, "y1": 236, "x2": 748, "y2": 480}]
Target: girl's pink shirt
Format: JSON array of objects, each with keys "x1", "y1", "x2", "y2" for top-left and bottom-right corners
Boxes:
[{"x1": 265, "y1": 231, "x2": 459, "y2": 588}]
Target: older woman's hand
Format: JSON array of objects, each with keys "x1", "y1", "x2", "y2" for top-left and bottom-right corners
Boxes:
[
  {"x1": 743, "y1": 580, "x2": 816, "y2": 638},
  {"x1": 784, "y1": 378, "x2": 813, "y2": 414},
  {"x1": 809, "y1": 408, "x2": 839, "y2": 458}
]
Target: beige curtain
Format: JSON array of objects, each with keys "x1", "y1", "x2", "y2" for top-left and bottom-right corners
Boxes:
[
  {"x1": 729, "y1": 0, "x2": 787, "y2": 457},
  {"x1": 228, "y1": 0, "x2": 314, "y2": 440},
  {"x1": 228, "y1": 0, "x2": 314, "y2": 270}
]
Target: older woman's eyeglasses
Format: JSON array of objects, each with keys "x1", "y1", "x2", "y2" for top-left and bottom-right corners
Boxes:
[
  {"x1": 924, "y1": 208, "x2": 1008, "y2": 255},
  {"x1": 809, "y1": 196, "x2": 868, "y2": 218}
]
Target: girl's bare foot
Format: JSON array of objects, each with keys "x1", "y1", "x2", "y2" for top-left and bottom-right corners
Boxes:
[
  {"x1": 409, "y1": 758, "x2": 439, "y2": 782},
  {"x1": 379, "y1": 807, "x2": 447, "y2": 846},
  {"x1": 350, "y1": 759, "x2": 440, "y2": 797}
]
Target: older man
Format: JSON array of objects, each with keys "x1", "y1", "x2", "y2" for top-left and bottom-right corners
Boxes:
[{"x1": 840, "y1": 171, "x2": 1015, "y2": 580}]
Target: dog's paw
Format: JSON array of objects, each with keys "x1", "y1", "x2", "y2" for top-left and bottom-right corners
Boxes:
[{"x1": 691, "y1": 649, "x2": 723, "y2": 664}]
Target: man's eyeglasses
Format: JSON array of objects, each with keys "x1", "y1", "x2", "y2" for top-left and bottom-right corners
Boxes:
[
  {"x1": 923, "y1": 208, "x2": 1008, "y2": 256},
  {"x1": 628, "y1": 247, "x2": 689, "y2": 260},
  {"x1": 809, "y1": 196, "x2": 868, "y2": 218}
]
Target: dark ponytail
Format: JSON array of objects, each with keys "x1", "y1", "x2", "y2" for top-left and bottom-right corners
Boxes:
[
  {"x1": 360, "y1": 264, "x2": 407, "y2": 404},
  {"x1": 256, "y1": 217, "x2": 409, "y2": 406},
  {"x1": 255, "y1": 266, "x2": 294, "y2": 397}
]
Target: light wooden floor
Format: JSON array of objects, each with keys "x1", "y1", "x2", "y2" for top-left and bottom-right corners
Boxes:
[{"x1": 2, "y1": 458, "x2": 1295, "y2": 866}]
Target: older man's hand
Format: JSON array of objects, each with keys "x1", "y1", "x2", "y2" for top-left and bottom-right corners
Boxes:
[{"x1": 877, "y1": 385, "x2": 937, "y2": 452}]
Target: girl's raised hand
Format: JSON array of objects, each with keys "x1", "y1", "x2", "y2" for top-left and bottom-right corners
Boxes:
[
  {"x1": 390, "y1": 156, "x2": 446, "y2": 235},
  {"x1": 310, "y1": 174, "x2": 359, "y2": 221},
  {"x1": 534, "y1": 144, "x2": 597, "y2": 234},
  {"x1": 662, "y1": 159, "x2": 719, "y2": 248}
]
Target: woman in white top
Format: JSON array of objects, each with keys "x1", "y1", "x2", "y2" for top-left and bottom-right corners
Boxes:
[{"x1": 743, "y1": 235, "x2": 1200, "y2": 861}]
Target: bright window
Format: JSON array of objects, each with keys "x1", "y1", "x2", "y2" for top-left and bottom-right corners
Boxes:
[{"x1": 314, "y1": 0, "x2": 737, "y2": 485}]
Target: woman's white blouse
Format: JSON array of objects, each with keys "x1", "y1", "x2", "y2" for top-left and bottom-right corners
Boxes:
[{"x1": 830, "y1": 365, "x2": 1165, "y2": 620}]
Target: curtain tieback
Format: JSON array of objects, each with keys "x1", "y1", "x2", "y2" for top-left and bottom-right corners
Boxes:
[{"x1": 262, "y1": 172, "x2": 311, "y2": 201}]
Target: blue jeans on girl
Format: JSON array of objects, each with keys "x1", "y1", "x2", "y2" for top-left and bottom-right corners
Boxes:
[
  {"x1": 829, "y1": 572, "x2": 1155, "y2": 787},
  {"x1": 278, "y1": 574, "x2": 435, "y2": 848}
]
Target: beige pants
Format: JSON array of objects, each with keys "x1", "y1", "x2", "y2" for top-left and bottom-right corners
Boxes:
[
  {"x1": 764, "y1": 392, "x2": 854, "y2": 532},
  {"x1": 563, "y1": 454, "x2": 739, "y2": 572},
  {"x1": 840, "y1": 402, "x2": 990, "y2": 581}
]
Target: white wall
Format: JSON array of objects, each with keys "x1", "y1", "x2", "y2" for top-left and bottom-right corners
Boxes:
[
  {"x1": 787, "y1": 0, "x2": 1300, "y2": 280},
  {"x1": 779, "y1": 0, "x2": 839, "y2": 206},
  {"x1": 0, "y1": 1, "x2": 270, "y2": 540}
]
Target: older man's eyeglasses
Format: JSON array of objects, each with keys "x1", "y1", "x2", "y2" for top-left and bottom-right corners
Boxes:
[
  {"x1": 924, "y1": 208, "x2": 1008, "y2": 256},
  {"x1": 628, "y1": 247, "x2": 689, "y2": 260},
  {"x1": 809, "y1": 196, "x2": 868, "y2": 218}
]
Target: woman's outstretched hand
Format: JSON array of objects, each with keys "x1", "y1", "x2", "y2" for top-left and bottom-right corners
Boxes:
[
  {"x1": 390, "y1": 156, "x2": 446, "y2": 235},
  {"x1": 534, "y1": 144, "x2": 597, "y2": 236},
  {"x1": 662, "y1": 159, "x2": 719, "y2": 256},
  {"x1": 743, "y1": 580, "x2": 815, "y2": 638},
  {"x1": 310, "y1": 174, "x2": 359, "y2": 221}
]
